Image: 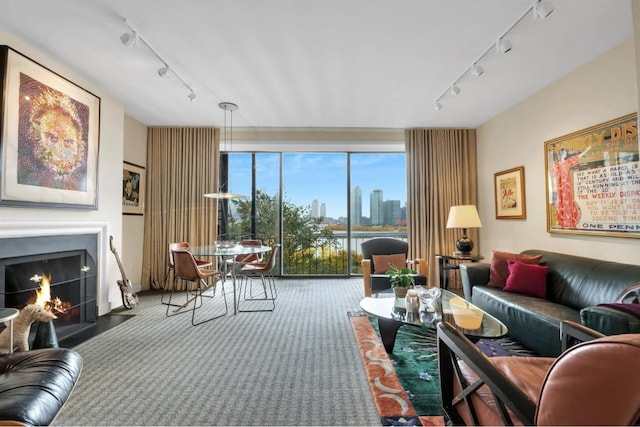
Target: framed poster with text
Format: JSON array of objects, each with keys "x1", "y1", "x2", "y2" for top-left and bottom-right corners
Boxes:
[{"x1": 545, "y1": 113, "x2": 639, "y2": 238}]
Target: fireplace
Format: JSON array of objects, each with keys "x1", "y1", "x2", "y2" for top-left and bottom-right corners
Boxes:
[{"x1": 0, "y1": 233, "x2": 98, "y2": 342}]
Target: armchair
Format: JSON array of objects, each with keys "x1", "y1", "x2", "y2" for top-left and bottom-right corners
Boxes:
[
  {"x1": 361, "y1": 237, "x2": 427, "y2": 297},
  {"x1": 437, "y1": 320, "x2": 640, "y2": 425}
]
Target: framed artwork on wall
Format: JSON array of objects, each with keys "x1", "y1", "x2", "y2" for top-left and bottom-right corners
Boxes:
[
  {"x1": 0, "y1": 45, "x2": 101, "y2": 209},
  {"x1": 122, "y1": 161, "x2": 145, "y2": 215},
  {"x1": 494, "y1": 166, "x2": 526, "y2": 219},
  {"x1": 545, "y1": 113, "x2": 639, "y2": 238}
]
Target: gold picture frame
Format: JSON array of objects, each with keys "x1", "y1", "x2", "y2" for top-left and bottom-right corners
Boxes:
[
  {"x1": 544, "y1": 113, "x2": 639, "y2": 238},
  {"x1": 122, "y1": 161, "x2": 145, "y2": 215},
  {"x1": 0, "y1": 45, "x2": 100, "y2": 209},
  {"x1": 494, "y1": 166, "x2": 526, "y2": 219}
]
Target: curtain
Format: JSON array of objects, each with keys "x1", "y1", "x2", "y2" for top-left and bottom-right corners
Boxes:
[
  {"x1": 405, "y1": 128, "x2": 477, "y2": 287},
  {"x1": 141, "y1": 127, "x2": 220, "y2": 290}
]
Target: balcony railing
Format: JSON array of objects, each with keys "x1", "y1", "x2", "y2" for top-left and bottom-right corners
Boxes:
[{"x1": 281, "y1": 230, "x2": 407, "y2": 276}]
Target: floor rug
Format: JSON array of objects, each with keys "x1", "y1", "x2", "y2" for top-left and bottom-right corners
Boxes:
[{"x1": 349, "y1": 311, "x2": 445, "y2": 426}]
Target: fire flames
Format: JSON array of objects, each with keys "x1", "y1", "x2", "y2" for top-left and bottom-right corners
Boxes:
[{"x1": 33, "y1": 274, "x2": 70, "y2": 314}]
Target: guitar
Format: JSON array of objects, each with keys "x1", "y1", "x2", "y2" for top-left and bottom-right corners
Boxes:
[{"x1": 109, "y1": 235, "x2": 139, "y2": 309}]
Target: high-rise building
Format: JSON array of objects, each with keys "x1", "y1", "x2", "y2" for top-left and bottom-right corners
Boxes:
[
  {"x1": 370, "y1": 189, "x2": 383, "y2": 225},
  {"x1": 311, "y1": 199, "x2": 320, "y2": 218},
  {"x1": 383, "y1": 200, "x2": 401, "y2": 225},
  {"x1": 351, "y1": 185, "x2": 362, "y2": 225},
  {"x1": 320, "y1": 203, "x2": 326, "y2": 218}
]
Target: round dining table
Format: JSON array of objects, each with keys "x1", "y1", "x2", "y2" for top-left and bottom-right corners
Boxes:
[{"x1": 191, "y1": 244, "x2": 272, "y2": 315}]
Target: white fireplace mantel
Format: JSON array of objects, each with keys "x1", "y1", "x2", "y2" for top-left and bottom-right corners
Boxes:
[{"x1": 0, "y1": 221, "x2": 112, "y2": 316}]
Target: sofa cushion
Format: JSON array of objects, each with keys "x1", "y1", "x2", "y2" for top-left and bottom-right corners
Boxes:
[
  {"x1": 372, "y1": 253, "x2": 406, "y2": 274},
  {"x1": 489, "y1": 250, "x2": 543, "y2": 288},
  {"x1": 504, "y1": 260, "x2": 549, "y2": 299}
]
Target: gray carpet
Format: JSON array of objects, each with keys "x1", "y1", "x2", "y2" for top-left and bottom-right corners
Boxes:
[{"x1": 54, "y1": 278, "x2": 380, "y2": 426}]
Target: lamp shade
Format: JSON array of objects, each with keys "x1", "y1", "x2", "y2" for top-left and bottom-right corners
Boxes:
[{"x1": 446, "y1": 205, "x2": 482, "y2": 229}]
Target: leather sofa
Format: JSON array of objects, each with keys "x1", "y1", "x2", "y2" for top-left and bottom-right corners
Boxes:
[
  {"x1": 0, "y1": 347, "x2": 82, "y2": 425},
  {"x1": 460, "y1": 249, "x2": 640, "y2": 356}
]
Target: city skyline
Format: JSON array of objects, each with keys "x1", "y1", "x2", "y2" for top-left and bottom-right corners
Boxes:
[{"x1": 229, "y1": 152, "x2": 407, "y2": 219}]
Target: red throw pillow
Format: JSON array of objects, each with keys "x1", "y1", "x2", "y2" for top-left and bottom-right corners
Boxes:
[
  {"x1": 372, "y1": 253, "x2": 407, "y2": 274},
  {"x1": 488, "y1": 250, "x2": 543, "y2": 288},
  {"x1": 503, "y1": 260, "x2": 549, "y2": 299}
]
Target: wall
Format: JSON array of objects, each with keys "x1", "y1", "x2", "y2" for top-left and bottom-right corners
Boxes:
[
  {"x1": 122, "y1": 115, "x2": 147, "y2": 290},
  {"x1": 0, "y1": 29, "x2": 125, "y2": 315},
  {"x1": 477, "y1": 38, "x2": 639, "y2": 264}
]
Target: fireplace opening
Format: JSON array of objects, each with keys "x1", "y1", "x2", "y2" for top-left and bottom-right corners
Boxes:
[{"x1": 0, "y1": 234, "x2": 98, "y2": 344}]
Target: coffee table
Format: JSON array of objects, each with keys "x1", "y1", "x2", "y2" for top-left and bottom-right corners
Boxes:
[{"x1": 360, "y1": 289, "x2": 508, "y2": 353}]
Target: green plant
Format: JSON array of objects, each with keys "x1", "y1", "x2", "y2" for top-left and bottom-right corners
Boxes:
[{"x1": 386, "y1": 263, "x2": 416, "y2": 288}]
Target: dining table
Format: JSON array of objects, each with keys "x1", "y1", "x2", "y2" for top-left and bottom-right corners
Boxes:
[{"x1": 191, "y1": 243, "x2": 272, "y2": 315}]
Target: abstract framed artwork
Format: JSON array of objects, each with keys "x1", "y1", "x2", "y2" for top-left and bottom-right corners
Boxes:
[
  {"x1": 122, "y1": 161, "x2": 145, "y2": 215},
  {"x1": 494, "y1": 166, "x2": 526, "y2": 219},
  {"x1": 0, "y1": 45, "x2": 100, "y2": 209},
  {"x1": 545, "y1": 113, "x2": 639, "y2": 238}
]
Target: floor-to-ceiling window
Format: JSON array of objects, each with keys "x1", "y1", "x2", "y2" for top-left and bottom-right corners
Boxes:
[{"x1": 223, "y1": 151, "x2": 406, "y2": 276}]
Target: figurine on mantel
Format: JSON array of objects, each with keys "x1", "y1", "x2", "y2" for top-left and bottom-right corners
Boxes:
[{"x1": 0, "y1": 304, "x2": 57, "y2": 353}]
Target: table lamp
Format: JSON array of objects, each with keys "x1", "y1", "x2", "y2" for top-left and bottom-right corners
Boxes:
[{"x1": 446, "y1": 205, "x2": 482, "y2": 255}]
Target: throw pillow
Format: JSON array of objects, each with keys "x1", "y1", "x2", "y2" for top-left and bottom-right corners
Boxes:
[
  {"x1": 488, "y1": 250, "x2": 543, "y2": 288},
  {"x1": 372, "y1": 253, "x2": 407, "y2": 274},
  {"x1": 503, "y1": 260, "x2": 549, "y2": 299}
]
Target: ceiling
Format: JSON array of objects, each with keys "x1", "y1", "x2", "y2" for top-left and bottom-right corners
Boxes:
[{"x1": 0, "y1": 0, "x2": 633, "y2": 129}]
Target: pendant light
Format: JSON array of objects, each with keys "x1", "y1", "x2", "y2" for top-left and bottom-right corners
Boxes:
[{"x1": 204, "y1": 102, "x2": 247, "y2": 199}]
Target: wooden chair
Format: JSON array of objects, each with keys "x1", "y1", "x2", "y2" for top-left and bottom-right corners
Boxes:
[{"x1": 165, "y1": 248, "x2": 226, "y2": 325}]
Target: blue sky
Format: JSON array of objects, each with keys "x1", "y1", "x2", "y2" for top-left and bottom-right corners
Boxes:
[{"x1": 230, "y1": 153, "x2": 406, "y2": 219}]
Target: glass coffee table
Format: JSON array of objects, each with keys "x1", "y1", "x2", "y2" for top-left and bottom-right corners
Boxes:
[{"x1": 360, "y1": 288, "x2": 508, "y2": 353}]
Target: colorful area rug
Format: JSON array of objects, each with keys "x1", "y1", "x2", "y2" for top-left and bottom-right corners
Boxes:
[
  {"x1": 349, "y1": 311, "x2": 444, "y2": 426},
  {"x1": 349, "y1": 311, "x2": 537, "y2": 426}
]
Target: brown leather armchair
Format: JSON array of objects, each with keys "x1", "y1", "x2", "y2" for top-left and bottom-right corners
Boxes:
[
  {"x1": 437, "y1": 320, "x2": 640, "y2": 425},
  {"x1": 360, "y1": 237, "x2": 427, "y2": 297}
]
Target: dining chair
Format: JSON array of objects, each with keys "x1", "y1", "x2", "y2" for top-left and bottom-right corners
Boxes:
[
  {"x1": 162, "y1": 242, "x2": 212, "y2": 306},
  {"x1": 165, "y1": 248, "x2": 227, "y2": 325},
  {"x1": 237, "y1": 244, "x2": 280, "y2": 312},
  {"x1": 224, "y1": 239, "x2": 263, "y2": 278}
]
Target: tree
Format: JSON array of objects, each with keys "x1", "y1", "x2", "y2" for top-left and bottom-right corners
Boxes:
[{"x1": 229, "y1": 189, "x2": 339, "y2": 274}]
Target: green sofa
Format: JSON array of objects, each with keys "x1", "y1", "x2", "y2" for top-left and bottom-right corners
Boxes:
[{"x1": 460, "y1": 250, "x2": 640, "y2": 357}]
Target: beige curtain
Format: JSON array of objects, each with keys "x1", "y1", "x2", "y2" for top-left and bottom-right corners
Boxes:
[
  {"x1": 141, "y1": 127, "x2": 220, "y2": 290},
  {"x1": 405, "y1": 128, "x2": 477, "y2": 287}
]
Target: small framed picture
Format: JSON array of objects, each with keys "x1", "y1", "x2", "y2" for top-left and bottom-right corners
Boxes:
[
  {"x1": 494, "y1": 166, "x2": 526, "y2": 219},
  {"x1": 122, "y1": 161, "x2": 145, "y2": 215}
]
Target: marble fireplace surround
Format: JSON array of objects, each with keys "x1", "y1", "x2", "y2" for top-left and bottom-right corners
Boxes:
[{"x1": 0, "y1": 221, "x2": 112, "y2": 316}]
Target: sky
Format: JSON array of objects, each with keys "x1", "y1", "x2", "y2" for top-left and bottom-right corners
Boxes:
[{"x1": 229, "y1": 152, "x2": 407, "y2": 219}]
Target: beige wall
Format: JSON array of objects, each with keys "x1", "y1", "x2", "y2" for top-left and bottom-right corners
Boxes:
[
  {"x1": 0, "y1": 29, "x2": 126, "y2": 314},
  {"x1": 476, "y1": 38, "x2": 639, "y2": 264},
  {"x1": 122, "y1": 115, "x2": 147, "y2": 289}
]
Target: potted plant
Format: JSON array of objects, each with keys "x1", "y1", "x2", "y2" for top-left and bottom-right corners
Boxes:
[{"x1": 386, "y1": 263, "x2": 416, "y2": 298}]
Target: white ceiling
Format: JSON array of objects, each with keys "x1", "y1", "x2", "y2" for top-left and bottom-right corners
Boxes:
[{"x1": 0, "y1": 0, "x2": 633, "y2": 129}]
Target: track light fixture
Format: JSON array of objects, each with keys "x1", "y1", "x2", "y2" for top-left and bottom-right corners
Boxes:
[
  {"x1": 534, "y1": 0, "x2": 554, "y2": 19},
  {"x1": 432, "y1": 1, "x2": 553, "y2": 113},
  {"x1": 120, "y1": 19, "x2": 196, "y2": 102},
  {"x1": 470, "y1": 63, "x2": 484, "y2": 77},
  {"x1": 157, "y1": 64, "x2": 170, "y2": 78},
  {"x1": 120, "y1": 30, "x2": 137, "y2": 47},
  {"x1": 496, "y1": 38, "x2": 512, "y2": 54}
]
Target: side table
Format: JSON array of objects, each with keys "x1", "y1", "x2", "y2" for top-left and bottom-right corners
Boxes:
[
  {"x1": 435, "y1": 254, "x2": 484, "y2": 290},
  {"x1": 0, "y1": 308, "x2": 20, "y2": 354}
]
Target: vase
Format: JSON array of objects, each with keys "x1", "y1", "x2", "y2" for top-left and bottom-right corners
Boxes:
[{"x1": 393, "y1": 286, "x2": 409, "y2": 298}]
